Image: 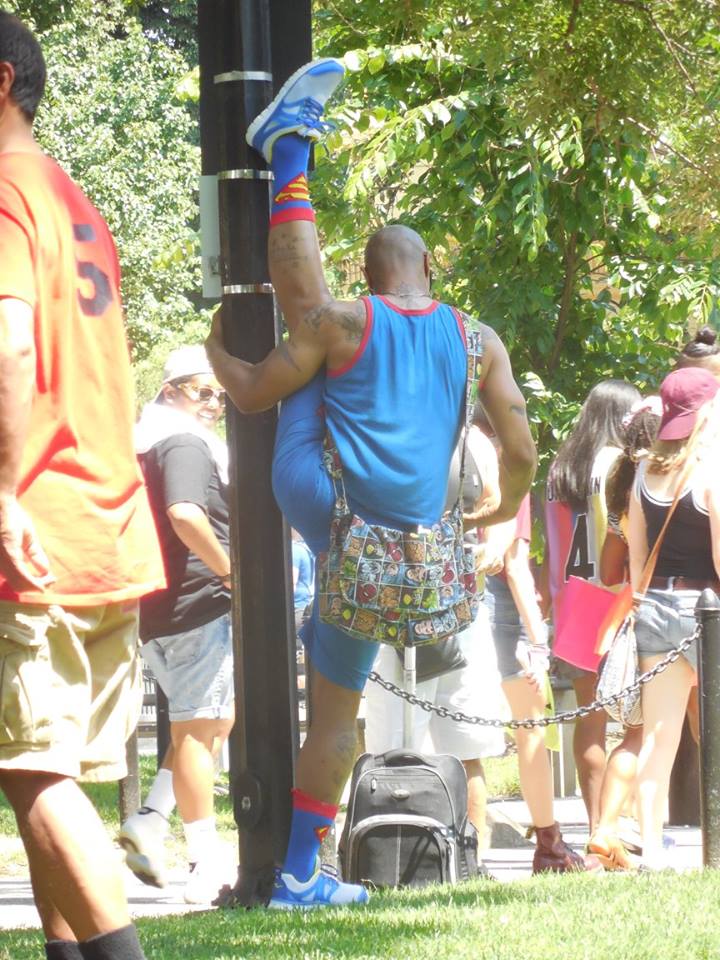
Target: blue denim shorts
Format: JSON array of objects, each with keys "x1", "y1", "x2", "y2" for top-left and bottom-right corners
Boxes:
[
  {"x1": 141, "y1": 612, "x2": 234, "y2": 722},
  {"x1": 483, "y1": 576, "x2": 529, "y2": 680},
  {"x1": 635, "y1": 588, "x2": 700, "y2": 672}
]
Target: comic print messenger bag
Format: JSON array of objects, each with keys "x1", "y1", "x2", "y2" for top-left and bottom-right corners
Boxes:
[{"x1": 316, "y1": 317, "x2": 484, "y2": 649}]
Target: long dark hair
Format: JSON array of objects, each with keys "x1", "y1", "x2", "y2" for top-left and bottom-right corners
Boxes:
[
  {"x1": 548, "y1": 380, "x2": 640, "y2": 509},
  {"x1": 605, "y1": 408, "x2": 661, "y2": 519}
]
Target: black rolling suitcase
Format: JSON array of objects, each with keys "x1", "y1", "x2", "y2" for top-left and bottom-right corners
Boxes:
[{"x1": 339, "y1": 647, "x2": 480, "y2": 888}]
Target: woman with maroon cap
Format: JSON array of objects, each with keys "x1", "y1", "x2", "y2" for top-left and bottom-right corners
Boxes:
[{"x1": 628, "y1": 366, "x2": 720, "y2": 869}]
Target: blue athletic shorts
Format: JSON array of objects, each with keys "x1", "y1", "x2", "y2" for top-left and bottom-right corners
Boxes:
[{"x1": 272, "y1": 373, "x2": 378, "y2": 692}]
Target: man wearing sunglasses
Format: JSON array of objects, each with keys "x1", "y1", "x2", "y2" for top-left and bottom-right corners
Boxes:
[{"x1": 119, "y1": 345, "x2": 235, "y2": 906}]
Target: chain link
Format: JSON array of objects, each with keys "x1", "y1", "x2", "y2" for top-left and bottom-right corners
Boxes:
[{"x1": 367, "y1": 623, "x2": 701, "y2": 729}]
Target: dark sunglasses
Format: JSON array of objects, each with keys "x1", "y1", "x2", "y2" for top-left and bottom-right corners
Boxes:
[{"x1": 176, "y1": 382, "x2": 226, "y2": 405}]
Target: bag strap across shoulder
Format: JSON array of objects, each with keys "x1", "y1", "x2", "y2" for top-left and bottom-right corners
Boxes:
[
  {"x1": 323, "y1": 305, "x2": 484, "y2": 522},
  {"x1": 635, "y1": 414, "x2": 707, "y2": 597}
]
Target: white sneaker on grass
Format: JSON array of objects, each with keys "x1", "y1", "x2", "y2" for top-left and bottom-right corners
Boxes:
[
  {"x1": 183, "y1": 845, "x2": 237, "y2": 905},
  {"x1": 118, "y1": 806, "x2": 169, "y2": 889}
]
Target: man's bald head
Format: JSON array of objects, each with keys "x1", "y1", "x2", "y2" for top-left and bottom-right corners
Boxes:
[{"x1": 363, "y1": 224, "x2": 430, "y2": 294}]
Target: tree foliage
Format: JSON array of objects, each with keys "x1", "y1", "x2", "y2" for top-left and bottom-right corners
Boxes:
[
  {"x1": 312, "y1": 0, "x2": 720, "y2": 468},
  {"x1": 6, "y1": 0, "x2": 204, "y2": 373}
]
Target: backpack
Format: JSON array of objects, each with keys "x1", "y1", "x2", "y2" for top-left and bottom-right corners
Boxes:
[{"x1": 339, "y1": 748, "x2": 480, "y2": 887}]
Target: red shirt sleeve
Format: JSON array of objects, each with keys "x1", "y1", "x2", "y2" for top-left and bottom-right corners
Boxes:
[{"x1": 0, "y1": 184, "x2": 36, "y2": 307}]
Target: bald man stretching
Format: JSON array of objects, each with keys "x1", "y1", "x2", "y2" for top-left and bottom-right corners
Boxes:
[{"x1": 206, "y1": 59, "x2": 536, "y2": 909}]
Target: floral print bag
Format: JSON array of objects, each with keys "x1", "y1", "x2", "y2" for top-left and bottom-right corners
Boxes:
[{"x1": 317, "y1": 320, "x2": 484, "y2": 648}]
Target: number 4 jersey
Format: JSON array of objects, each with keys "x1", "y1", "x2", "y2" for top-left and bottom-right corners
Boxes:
[
  {"x1": 545, "y1": 445, "x2": 621, "y2": 621},
  {"x1": 0, "y1": 152, "x2": 164, "y2": 605}
]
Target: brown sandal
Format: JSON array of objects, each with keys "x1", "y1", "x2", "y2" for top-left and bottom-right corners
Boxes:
[{"x1": 587, "y1": 829, "x2": 634, "y2": 871}]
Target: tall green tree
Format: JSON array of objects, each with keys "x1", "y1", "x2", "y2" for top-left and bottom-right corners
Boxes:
[
  {"x1": 7, "y1": 0, "x2": 204, "y2": 370},
  {"x1": 312, "y1": 0, "x2": 720, "y2": 466}
]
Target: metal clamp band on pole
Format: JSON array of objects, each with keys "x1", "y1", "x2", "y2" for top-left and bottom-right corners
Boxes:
[
  {"x1": 218, "y1": 169, "x2": 274, "y2": 181},
  {"x1": 223, "y1": 283, "x2": 274, "y2": 296},
  {"x1": 214, "y1": 70, "x2": 273, "y2": 84}
]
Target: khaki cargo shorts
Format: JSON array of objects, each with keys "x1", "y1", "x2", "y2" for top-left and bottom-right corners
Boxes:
[{"x1": 0, "y1": 599, "x2": 142, "y2": 783}]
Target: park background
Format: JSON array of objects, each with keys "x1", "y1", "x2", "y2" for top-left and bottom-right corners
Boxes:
[
  {"x1": 2, "y1": 3, "x2": 720, "y2": 957},
  {"x1": 6, "y1": 0, "x2": 719, "y2": 482}
]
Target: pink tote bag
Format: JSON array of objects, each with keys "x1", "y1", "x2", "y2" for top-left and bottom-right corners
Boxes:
[{"x1": 553, "y1": 576, "x2": 618, "y2": 672}]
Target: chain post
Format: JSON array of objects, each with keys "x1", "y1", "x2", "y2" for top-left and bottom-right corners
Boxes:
[{"x1": 697, "y1": 588, "x2": 720, "y2": 868}]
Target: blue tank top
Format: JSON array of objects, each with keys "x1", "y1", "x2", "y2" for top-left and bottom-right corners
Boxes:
[{"x1": 323, "y1": 295, "x2": 467, "y2": 528}]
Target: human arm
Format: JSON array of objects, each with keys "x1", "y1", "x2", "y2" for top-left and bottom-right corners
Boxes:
[
  {"x1": 599, "y1": 529, "x2": 628, "y2": 587},
  {"x1": 0, "y1": 298, "x2": 53, "y2": 591},
  {"x1": 462, "y1": 427, "x2": 500, "y2": 529},
  {"x1": 472, "y1": 326, "x2": 537, "y2": 524},
  {"x1": 627, "y1": 487, "x2": 649, "y2": 591},
  {"x1": 504, "y1": 537, "x2": 548, "y2": 648},
  {"x1": 166, "y1": 502, "x2": 231, "y2": 586},
  {"x1": 158, "y1": 438, "x2": 231, "y2": 585},
  {"x1": 706, "y1": 481, "x2": 720, "y2": 582},
  {"x1": 205, "y1": 296, "x2": 367, "y2": 414}
]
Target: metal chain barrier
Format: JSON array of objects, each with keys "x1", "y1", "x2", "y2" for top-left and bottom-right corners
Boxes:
[{"x1": 367, "y1": 623, "x2": 700, "y2": 729}]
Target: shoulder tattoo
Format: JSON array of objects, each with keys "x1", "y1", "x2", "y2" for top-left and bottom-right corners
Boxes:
[{"x1": 303, "y1": 300, "x2": 366, "y2": 346}]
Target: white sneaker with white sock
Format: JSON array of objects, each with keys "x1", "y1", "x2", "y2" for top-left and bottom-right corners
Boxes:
[{"x1": 182, "y1": 817, "x2": 236, "y2": 904}]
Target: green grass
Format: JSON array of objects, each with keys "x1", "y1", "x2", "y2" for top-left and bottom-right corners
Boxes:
[{"x1": 3, "y1": 872, "x2": 720, "y2": 959}]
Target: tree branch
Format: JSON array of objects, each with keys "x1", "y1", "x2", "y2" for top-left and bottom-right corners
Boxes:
[
  {"x1": 549, "y1": 232, "x2": 579, "y2": 373},
  {"x1": 607, "y1": 0, "x2": 697, "y2": 94}
]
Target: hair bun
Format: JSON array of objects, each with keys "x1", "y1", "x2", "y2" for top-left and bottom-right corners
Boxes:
[{"x1": 695, "y1": 326, "x2": 718, "y2": 346}]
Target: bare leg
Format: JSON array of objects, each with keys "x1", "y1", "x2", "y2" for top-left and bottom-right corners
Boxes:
[
  {"x1": 171, "y1": 714, "x2": 234, "y2": 822},
  {"x1": 296, "y1": 668, "x2": 362, "y2": 804},
  {"x1": 598, "y1": 724, "x2": 643, "y2": 834},
  {"x1": 572, "y1": 673, "x2": 607, "y2": 832},
  {"x1": 503, "y1": 677, "x2": 554, "y2": 828},
  {"x1": 0, "y1": 771, "x2": 130, "y2": 941},
  {"x1": 637, "y1": 655, "x2": 694, "y2": 866},
  {"x1": 462, "y1": 758, "x2": 487, "y2": 841}
]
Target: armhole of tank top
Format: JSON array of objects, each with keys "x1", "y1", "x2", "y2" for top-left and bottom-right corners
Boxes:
[
  {"x1": 327, "y1": 296, "x2": 374, "y2": 378},
  {"x1": 450, "y1": 306, "x2": 467, "y2": 347}
]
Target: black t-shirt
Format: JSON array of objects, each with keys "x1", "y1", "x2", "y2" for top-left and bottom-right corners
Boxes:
[{"x1": 139, "y1": 434, "x2": 231, "y2": 639}]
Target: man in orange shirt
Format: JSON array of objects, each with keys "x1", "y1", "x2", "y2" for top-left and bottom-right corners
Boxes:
[{"x1": 0, "y1": 15, "x2": 165, "y2": 960}]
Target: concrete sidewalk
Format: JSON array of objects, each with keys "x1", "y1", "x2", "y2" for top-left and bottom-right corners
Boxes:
[{"x1": 0, "y1": 797, "x2": 703, "y2": 930}]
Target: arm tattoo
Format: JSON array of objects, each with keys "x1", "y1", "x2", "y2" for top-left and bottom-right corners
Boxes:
[
  {"x1": 304, "y1": 300, "x2": 366, "y2": 345},
  {"x1": 277, "y1": 340, "x2": 302, "y2": 373},
  {"x1": 510, "y1": 403, "x2": 526, "y2": 416}
]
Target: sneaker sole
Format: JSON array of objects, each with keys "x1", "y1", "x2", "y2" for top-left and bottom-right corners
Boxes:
[
  {"x1": 246, "y1": 57, "x2": 344, "y2": 159},
  {"x1": 267, "y1": 898, "x2": 321, "y2": 910},
  {"x1": 118, "y1": 836, "x2": 167, "y2": 889}
]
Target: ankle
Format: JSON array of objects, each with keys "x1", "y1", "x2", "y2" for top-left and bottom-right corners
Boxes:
[
  {"x1": 78, "y1": 925, "x2": 145, "y2": 960},
  {"x1": 45, "y1": 942, "x2": 82, "y2": 960}
]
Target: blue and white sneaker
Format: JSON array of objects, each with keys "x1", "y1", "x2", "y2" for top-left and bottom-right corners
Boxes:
[
  {"x1": 246, "y1": 58, "x2": 345, "y2": 164},
  {"x1": 268, "y1": 863, "x2": 369, "y2": 910}
]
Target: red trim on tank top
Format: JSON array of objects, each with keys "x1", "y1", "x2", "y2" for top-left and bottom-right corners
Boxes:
[
  {"x1": 450, "y1": 305, "x2": 467, "y2": 346},
  {"x1": 376, "y1": 294, "x2": 439, "y2": 316},
  {"x1": 327, "y1": 296, "x2": 374, "y2": 378}
]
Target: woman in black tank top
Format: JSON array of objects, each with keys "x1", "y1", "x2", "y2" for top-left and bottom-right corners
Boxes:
[{"x1": 627, "y1": 368, "x2": 720, "y2": 870}]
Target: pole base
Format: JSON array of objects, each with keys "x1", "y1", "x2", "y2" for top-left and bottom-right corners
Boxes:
[{"x1": 215, "y1": 864, "x2": 276, "y2": 909}]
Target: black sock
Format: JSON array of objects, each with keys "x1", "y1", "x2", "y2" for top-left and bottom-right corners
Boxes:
[
  {"x1": 45, "y1": 942, "x2": 83, "y2": 960},
  {"x1": 78, "y1": 925, "x2": 146, "y2": 960}
]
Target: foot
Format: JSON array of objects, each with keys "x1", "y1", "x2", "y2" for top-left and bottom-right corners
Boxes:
[
  {"x1": 587, "y1": 828, "x2": 635, "y2": 872},
  {"x1": 118, "y1": 806, "x2": 168, "y2": 888},
  {"x1": 246, "y1": 58, "x2": 345, "y2": 163},
  {"x1": 268, "y1": 863, "x2": 369, "y2": 910},
  {"x1": 530, "y1": 822, "x2": 604, "y2": 875},
  {"x1": 183, "y1": 846, "x2": 236, "y2": 905}
]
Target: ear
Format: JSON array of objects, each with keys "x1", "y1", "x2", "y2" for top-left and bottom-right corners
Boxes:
[
  {"x1": 423, "y1": 251, "x2": 430, "y2": 279},
  {"x1": 362, "y1": 265, "x2": 374, "y2": 294},
  {"x1": 160, "y1": 383, "x2": 176, "y2": 404},
  {"x1": 0, "y1": 62, "x2": 15, "y2": 108}
]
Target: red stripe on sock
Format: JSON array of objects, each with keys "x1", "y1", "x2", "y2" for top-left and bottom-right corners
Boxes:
[
  {"x1": 270, "y1": 208, "x2": 317, "y2": 228},
  {"x1": 292, "y1": 788, "x2": 338, "y2": 820}
]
